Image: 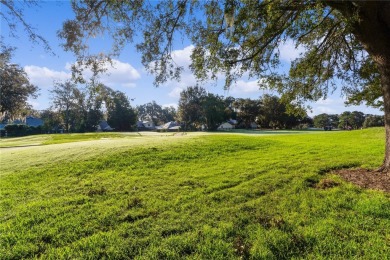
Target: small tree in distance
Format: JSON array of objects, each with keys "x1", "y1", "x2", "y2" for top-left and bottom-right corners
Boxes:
[{"x1": 50, "y1": 81, "x2": 80, "y2": 133}]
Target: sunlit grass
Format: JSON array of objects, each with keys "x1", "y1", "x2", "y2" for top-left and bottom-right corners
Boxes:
[{"x1": 0, "y1": 128, "x2": 389, "y2": 259}]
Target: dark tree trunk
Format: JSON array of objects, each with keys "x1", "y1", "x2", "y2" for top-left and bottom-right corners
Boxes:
[
  {"x1": 347, "y1": 2, "x2": 390, "y2": 173},
  {"x1": 377, "y1": 61, "x2": 390, "y2": 172}
]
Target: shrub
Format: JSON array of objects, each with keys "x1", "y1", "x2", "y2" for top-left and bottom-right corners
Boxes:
[{"x1": 4, "y1": 124, "x2": 43, "y2": 137}]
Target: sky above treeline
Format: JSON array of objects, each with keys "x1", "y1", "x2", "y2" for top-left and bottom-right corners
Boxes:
[{"x1": 1, "y1": 1, "x2": 382, "y2": 117}]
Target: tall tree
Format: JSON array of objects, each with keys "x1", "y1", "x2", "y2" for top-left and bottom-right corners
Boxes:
[
  {"x1": 83, "y1": 82, "x2": 104, "y2": 132},
  {"x1": 313, "y1": 113, "x2": 339, "y2": 129},
  {"x1": 313, "y1": 113, "x2": 331, "y2": 129},
  {"x1": 232, "y1": 98, "x2": 261, "y2": 129},
  {"x1": 40, "y1": 109, "x2": 62, "y2": 133},
  {"x1": 338, "y1": 111, "x2": 365, "y2": 130},
  {"x1": 258, "y1": 94, "x2": 302, "y2": 129},
  {"x1": 351, "y1": 111, "x2": 366, "y2": 129},
  {"x1": 50, "y1": 80, "x2": 81, "y2": 133},
  {"x1": 363, "y1": 115, "x2": 384, "y2": 128},
  {"x1": 0, "y1": 47, "x2": 38, "y2": 121},
  {"x1": 61, "y1": 1, "x2": 390, "y2": 172},
  {"x1": 223, "y1": 96, "x2": 237, "y2": 120},
  {"x1": 161, "y1": 106, "x2": 177, "y2": 123},
  {"x1": 338, "y1": 111, "x2": 353, "y2": 130},
  {"x1": 203, "y1": 93, "x2": 226, "y2": 130},
  {"x1": 178, "y1": 86, "x2": 207, "y2": 130},
  {"x1": 106, "y1": 91, "x2": 137, "y2": 131},
  {"x1": 137, "y1": 101, "x2": 164, "y2": 125}
]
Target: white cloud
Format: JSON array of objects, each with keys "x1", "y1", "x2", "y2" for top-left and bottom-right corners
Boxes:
[
  {"x1": 102, "y1": 59, "x2": 140, "y2": 81},
  {"x1": 146, "y1": 45, "x2": 196, "y2": 90},
  {"x1": 171, "y1": 45, "x2": 194, "y2": 66},
  {"x1": 24, "y1": 65, "x2": 71, "y2": 88},
  {"x1": 279, "y1": 39, "x2": 304, "y2": 61},
  {"x1": 146, "y1": 45, "x2": 194, "y2": 76},
  {"x1": 89, "y1": 59, "x2": 140, "y2": 88},
  {"x1": 26, "y1": 59, "x2": 140, "y2": 90},
  {"x1": 310, "y1": 98, "x2": 345, "y2": 116}
]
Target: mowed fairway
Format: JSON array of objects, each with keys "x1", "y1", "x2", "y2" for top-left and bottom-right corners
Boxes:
[{"x1": 1, "y1": 129, "x2": 389, "y2": 259}]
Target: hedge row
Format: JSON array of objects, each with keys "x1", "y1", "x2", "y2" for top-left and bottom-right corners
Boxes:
[{"x1": 2, "y1": 124, "x2": 43, "y2": 137}]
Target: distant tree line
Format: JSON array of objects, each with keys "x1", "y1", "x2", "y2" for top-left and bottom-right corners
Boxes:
[
  {"x1": 1, "y1": 49, "x2": 383, "y2": 135},
  {"x1": 1, "y1": 48, "x2": 138, "y2": 134},
  {"x1": 44, "y1": 80, "x2": 137, "y2": 132},
  {"x1": 313, "y1": 112, "x2": 384, "y2": 130},
  {"x1": 176, "y1": 86, "x2": 311, "y2": 131}
]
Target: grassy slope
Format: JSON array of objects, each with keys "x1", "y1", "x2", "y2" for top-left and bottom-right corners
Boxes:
[{"x1": 0, "y1": 129, "x2": 389, "y2": 259}]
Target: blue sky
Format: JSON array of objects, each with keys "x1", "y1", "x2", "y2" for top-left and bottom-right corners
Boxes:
[{"x1": 1, "y1": 1, "x2": 382, "y2": 117}]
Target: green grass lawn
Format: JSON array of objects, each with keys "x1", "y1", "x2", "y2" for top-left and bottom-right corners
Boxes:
[{"x1": 0, "y1": 128, "x2": 389, "y2": 259}]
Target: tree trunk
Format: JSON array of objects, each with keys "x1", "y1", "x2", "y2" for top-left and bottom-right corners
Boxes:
[
  {"x1": 347, "y1": 2, "x2": 390, "y2": 173},
  {"x1": 377, "y1": 60, "x2": 390, "y2": 173}
]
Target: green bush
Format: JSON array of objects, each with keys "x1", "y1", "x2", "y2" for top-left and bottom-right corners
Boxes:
[{"x1": 4, "y1": 124, "x2": 43, "y2": 137}]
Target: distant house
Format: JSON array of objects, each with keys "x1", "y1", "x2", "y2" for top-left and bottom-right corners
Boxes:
[
  {"x1": 218, "y1": 122, "x2": 234, "y2": 130},
  {"x1": 0, "y1": 116, "x2": 43, "y2": 130},
  {"x1": 156, "y1": 121, "x2": 181, "y2": 131},
  {"x1": 26, "y1": 116, "x2": 44, "y2": 127},
  {"x1": 13, "y1": 119, "x2": 23, "y2": 124},
  {"x1": 136, "y1": 121, "x2": 146, "y2": 130},
  {"x1": 162, "y1": 121, "x2": 178, "y2": 129},
  {"x1": 142, "y1": 120, "x2": 155, "y2": 130},
  {"x1": 228, "y1": 119, "x2": 238, "y2": 126},
  {"x1": 97, "y1": 120, "x2": 114, "y2": 131},
  {"x1": 136, "y1": 120, "x2": 155, "y2": 130},
  {"x1": 250, "y1": 122, "x2": 258, "y2": 129}
]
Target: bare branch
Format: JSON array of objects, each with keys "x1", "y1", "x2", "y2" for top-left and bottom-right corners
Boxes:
[{"x1": 0, "y1": 0, "x2": 53, "y2": 53}]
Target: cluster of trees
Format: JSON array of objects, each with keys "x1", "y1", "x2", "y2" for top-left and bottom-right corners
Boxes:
[
  {"x1": 136, "y1": 101, "x2": 176, "y2": 126},
  {"x1": 44, "y1": 80, "x2": 137, "y2": 132},
  {"x1": 1, "y1": 47, "x2": 384, "y2": 136},
  {"x1": 177, "y1": 86, "x2": 310, "y2": 131},
  {"x1": 0, "y1": 48, "x2": 137, "y2": 133},
  {"x1": 313, "y1": 112, "x2": 384, "y2": 130},
  {"x1": 1, "y1": 47, "x2": 313, "y2": 134}
]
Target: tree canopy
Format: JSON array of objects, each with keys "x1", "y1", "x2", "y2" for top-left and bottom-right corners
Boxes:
[
  {"x1": 60, "y1": 1, "x2": 387, "y2": 102},
  {"x1": 178, "y1": 86, "x2": 207, "y2": 130},
  {"x1": 50, "y1": 80, "x2": 83, "y2": 132}
]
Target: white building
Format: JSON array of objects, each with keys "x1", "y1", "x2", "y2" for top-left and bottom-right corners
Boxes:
[{"x1": 218, "y1": 122, "x2": 234, "y2": 130}]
